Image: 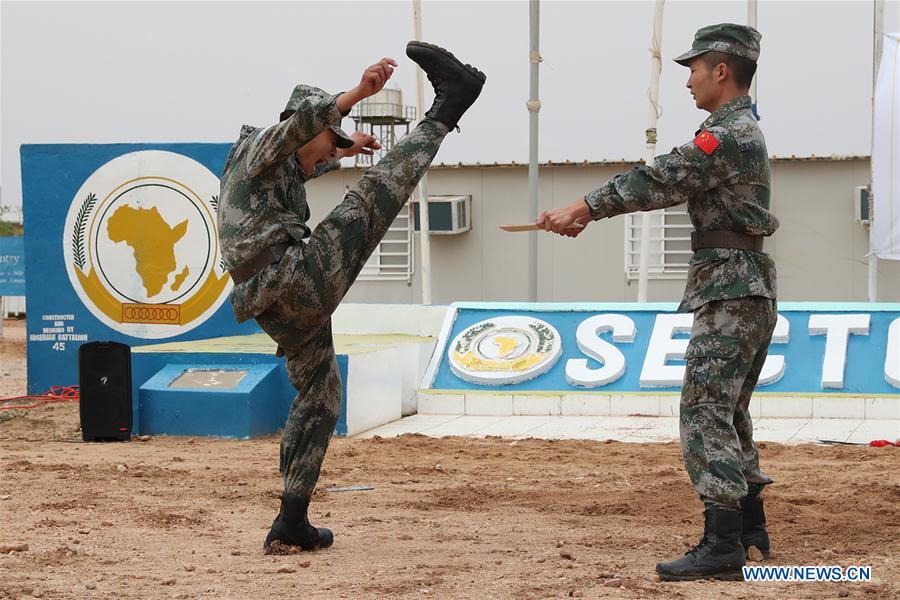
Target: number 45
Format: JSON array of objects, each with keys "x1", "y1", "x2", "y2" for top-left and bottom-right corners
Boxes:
[{"x1": 52, "y1": 342, "x2": 66, "y2": 351}]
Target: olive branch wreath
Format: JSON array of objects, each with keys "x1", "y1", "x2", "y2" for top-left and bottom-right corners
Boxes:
[
  {"x1": 72, "y1": 193, "x2": 97, "y2": 271},
  {"x1": 529, "y1": 322, "x2": 555, "y2": 353},
  {"x1": 210, "y1": 195, "x2": 225, "y2": 271},
  {"x1": 455, "y1": 321, "x2": 495, "y2": 353}
]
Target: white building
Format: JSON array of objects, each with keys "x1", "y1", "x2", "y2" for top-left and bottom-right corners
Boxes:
[{"x1": 305, "y1": 156, "x2": 899, "y2": 305}]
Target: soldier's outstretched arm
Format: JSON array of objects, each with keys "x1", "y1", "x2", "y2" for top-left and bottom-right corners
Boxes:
[
  {"x1": 243, "y1": 59, "x2": 397, "y2": 178},
  {"x1": 585, "y1": 127, "x2": 737, "y2": 220},
  {"x1": 244, "y1": 91, "x2": 344, "y2": 178},
  {"x1": 308, "y1": 132, "x2": 382, "y2": 181},
  {"x1": 537, "y1": 128, "x2": 737, "y2": 237}
]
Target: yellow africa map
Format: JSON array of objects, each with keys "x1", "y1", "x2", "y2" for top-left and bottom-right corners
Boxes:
[{"x1": 107, "y1": 205, "x2": 189, "y2": 297}]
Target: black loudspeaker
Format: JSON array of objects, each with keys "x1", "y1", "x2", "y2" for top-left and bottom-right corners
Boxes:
[{"x1": 78, "y1": 341, "x2": 132, "y2": 442}]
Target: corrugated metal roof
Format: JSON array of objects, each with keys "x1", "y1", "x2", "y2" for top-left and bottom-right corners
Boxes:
[
  {"x1": 343, "y1": 155, "x2": 869, "y2": 170},
  {"x1": 427, "y1": 155, "x2": 870, "y2": 169}
]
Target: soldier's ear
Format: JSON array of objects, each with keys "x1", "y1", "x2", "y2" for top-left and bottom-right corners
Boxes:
[{"x1": 714, "y1": 63, "x2": 728, "y2": 83}]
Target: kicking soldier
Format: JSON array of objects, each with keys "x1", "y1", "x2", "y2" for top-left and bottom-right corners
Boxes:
[
  {"x1": 537, "y1": 24, "x2": 776, "y2": 581},
  {"x1": 217, "y1": 42, "x2": 485, "y2": 553}
]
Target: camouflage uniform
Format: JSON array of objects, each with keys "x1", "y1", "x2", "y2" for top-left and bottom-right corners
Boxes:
[
  {"x1": 218, "y1": 86, "x2": 448, "y2": 497},
  {"x1": 585, "y1": 92, "x2": 778, "y2": 509}
]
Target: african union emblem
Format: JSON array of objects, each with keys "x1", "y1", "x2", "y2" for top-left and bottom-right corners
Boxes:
[
  {"x1": 63, "y1": 151, "x2": 231, "y2": 339},
  {"x1": 449, "y1": 316, "x2": 562, "y2": 385}
]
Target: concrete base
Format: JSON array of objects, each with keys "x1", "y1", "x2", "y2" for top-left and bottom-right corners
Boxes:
[
  {"x1": 359, "y1": 413, "x2": 900, "y2": 445},
  {"x1": 139, "y1": 363, "x2": 283, "y2": 438},
  {"x1": 131, "y1": 322, "x2": 440, "y2": 437},
  {"x1": 417, "y1": 390, "x2": 900, "y2": 420}
]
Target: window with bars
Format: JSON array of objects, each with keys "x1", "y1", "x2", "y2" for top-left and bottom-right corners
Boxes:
[
  {"x1": 624, "y1": 207, "x2": 693, "y2": 280},
  {"x1": 357, "y1": 203, "x2": 414, "y2": 282}
]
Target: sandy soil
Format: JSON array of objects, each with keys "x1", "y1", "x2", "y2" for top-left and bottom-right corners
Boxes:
[
  {"x1": 1, "y1": 320, "x2": 26, "y2": 399},
  {"x1": 1, "y1": 326, "x2": 898, "y2": 600}
]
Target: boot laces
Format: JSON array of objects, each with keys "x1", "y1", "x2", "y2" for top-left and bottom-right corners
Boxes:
[
  {"x1": 685, "y1": 534, "x2": 711, "y2": 557},
  {"x1": 426, "y1": 72, "x2": 444, "y2": 94}
]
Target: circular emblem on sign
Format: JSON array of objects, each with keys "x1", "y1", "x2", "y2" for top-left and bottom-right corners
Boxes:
[
  {"x1": 63, "y1": 151, "x2": 231, "y2": 339},
  {"x1": 449, "y1": 316, "x2": 562, "y2": 385}
]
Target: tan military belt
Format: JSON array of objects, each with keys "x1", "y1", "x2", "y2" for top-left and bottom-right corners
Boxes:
[
  {"x1": 691, "y1": 230, "x2": 763, "y2": 252},
  {"x1": 228, "y1": 242, "x2": 292, "y2": 285}
]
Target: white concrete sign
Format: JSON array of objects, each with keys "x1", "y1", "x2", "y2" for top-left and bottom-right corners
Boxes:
[
  {"x1": 884, "y1": 317, "x2": 900, "y2": 388},
  {"x1": 809, "y1": 314, "x2": 871, "y2": 389},
  {"x1": 566, "y1": 314, "x2": 636, "y2": 387},
  {"x1": 437, "y1": 305, "x2": 900, "y2": 392},
  {"x1": 758, "y1": 314, "x2": 790, "y2": 386},
  {"x1": 639, "y1": 313, "x2": 694, "y2": 388}
]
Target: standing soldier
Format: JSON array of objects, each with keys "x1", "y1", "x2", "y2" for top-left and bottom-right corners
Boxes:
[
  {"x1": 537, "y1": 24, "x2": 776, "y2": 581},
  {"x1": 217, "y1": 42, "x2": 485, "y2": 553}
]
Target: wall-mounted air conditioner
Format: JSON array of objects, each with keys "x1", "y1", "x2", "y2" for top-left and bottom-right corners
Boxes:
[{"x1": 411, "y1": 195, "x2": 471, "y2": 235}]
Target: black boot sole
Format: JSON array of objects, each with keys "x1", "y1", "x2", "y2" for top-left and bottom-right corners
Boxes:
[
  {"x1": 656, "y1": 569, "x2": 744, "y2": 582},
  {"x1": 264, "y1": 525, "x2": 334, "y2": 553},
  {"x1": 406, "y1": 41, "x2": 487, "y2": 85}
]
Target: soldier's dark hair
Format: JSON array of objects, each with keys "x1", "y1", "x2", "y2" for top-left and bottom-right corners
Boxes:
[
  {"x1": 702, "y1": 51, "x2": 757, "y2": 89},
  {"x1": 279, "y1": 109, "x2": 296, "y2": 122}
]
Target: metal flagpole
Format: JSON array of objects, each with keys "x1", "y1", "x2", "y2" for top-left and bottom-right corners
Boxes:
[
  {"x1": 413, "y1": 0, "x2": 433, "y2": 305},
  {"x1": 748, "y1": 0, "x2": 758, "y2": 104},
  {"x1": 527, "y1": 0, "x2": 541, "y2": 302},
  {"x1": 637, "y1": 0, "x2": 665, "y2": 302},
  {"x1": 869, "y1": 0, "x2": 884, "y2": 302}
]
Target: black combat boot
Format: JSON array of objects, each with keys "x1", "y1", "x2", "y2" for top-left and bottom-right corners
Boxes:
[
  {"x1": 263, "y1": 493, "x2": 334, "y2": 553},
  {"x1": 656, "y1": 508, "x2": 746, "y2": 581},
  {"x1": 405, "y1": 41, "x2": 486, "y2": 130},
  {"x1": 741, "y1": 484, "x2": 771, "y2": 559}
]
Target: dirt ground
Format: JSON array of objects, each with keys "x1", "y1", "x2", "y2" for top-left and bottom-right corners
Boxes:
[
  {"x1": 0, "y1": 320, "x2": 26, "y2": 399},
  {"x1": 1, "y1": 321, "x2": 898, "y2": 600}
]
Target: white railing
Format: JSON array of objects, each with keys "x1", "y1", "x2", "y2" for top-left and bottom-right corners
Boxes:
[
  {"x1": 625, "y1": 206, "x2": 692, "y2": 280},
  {"x1": 358, "y1": 204, "x2": 414, "y2": 282}
]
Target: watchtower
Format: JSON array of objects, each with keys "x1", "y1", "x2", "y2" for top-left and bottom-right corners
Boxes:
[{"x1": 349, "y1": 88, "x2": 417, "y2": 167}]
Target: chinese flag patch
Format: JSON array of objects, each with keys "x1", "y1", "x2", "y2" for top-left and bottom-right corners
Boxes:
[{"x1": 693, "y1": 130, "x2": 720, "y2": 155}]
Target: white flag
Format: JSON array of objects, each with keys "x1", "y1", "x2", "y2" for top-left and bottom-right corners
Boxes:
[{"x1": 872, "y1": 32, "x2": 900, "y2": 260}]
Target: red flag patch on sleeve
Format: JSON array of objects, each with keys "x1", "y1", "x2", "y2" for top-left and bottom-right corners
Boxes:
[{"x1": 693, "y1": 130, "x2": 720, "y2": 155}]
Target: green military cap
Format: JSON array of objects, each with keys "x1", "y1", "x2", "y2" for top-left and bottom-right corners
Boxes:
[
  {"x1": 281, "y1": 84, "x2": 355, "y2": 149},
  {"x1": 673, "y1": 23, "x2": 762, "y2": 66}
]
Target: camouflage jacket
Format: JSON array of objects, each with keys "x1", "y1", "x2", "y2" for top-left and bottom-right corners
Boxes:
[
  {"x1": 585, "y1": 95, "x2": 778, "y2": 312},
  {"x1": 218, "y1": 92, "x2": 343, "y2": 323}
]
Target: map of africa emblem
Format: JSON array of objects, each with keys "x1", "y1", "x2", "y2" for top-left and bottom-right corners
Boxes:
[
  {"x1": 449, "y1": 316, "x2": 563, "y2": 385},
  {"x1": 63, "y1": 151, "x2": 231, "y2": 338}
]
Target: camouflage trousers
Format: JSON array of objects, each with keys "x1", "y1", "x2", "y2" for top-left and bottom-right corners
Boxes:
[
  {"x1": 681, "y1": 297, "x2": 777, "y2": 511},
  {"x1": 255, "y1": 118, "x2": 448, "y2": 498}
]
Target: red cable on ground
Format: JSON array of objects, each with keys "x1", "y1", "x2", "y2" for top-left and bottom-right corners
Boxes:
[
  {"x1": 869, "y1": 439, "x2": 900, "y2": 448},
  {"x1": 0, "y1": 385, "x2": 80, "y2": 410}
]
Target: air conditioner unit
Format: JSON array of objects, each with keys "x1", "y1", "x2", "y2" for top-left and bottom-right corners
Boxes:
[
  {"x1": 854, "y1": 185, "x2": 870, "y2": 224},
  {"x1": 411, "y1": 195, "x2": 471, "y2": 235}
]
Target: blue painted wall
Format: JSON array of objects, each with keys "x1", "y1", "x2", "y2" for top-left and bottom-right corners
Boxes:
[
  {"x1": 20, "y1": 143, "x2": 251, "y2": 395},
  {"x1": 0, "y1": 236, "x2": 25, "y2": 296},
  {"x1": 431, "y1": 303, "x2": 900, "y2": 395}
]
